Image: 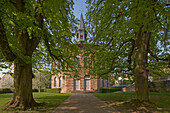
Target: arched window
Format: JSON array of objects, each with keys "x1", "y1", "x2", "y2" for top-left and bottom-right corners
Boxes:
[
  {"x1": 54, "y1": 77, "x2": 57, "y2": 87},
  {"x1": 59, "y1": 76, "x2": 63, "y2": 87}
]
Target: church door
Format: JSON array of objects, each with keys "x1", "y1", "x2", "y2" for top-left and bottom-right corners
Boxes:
[
  {"x1": 84, "y1": 75, "x2": 90, "y2": 91},
  {"x1": 74, "y1": 79, "x2": 80, "y2": 91}
]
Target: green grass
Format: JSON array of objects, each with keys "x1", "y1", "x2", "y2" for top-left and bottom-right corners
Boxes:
[
  {"x1": 0, "y1": 92, "x2": 71, "y2": 112},
  {"x1": 94, "y1": 91, "x2": 170, "y2": 112}
]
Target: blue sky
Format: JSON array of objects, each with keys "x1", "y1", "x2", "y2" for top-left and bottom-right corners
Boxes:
[
  {"x1": 73, "y1": 0, "x2": 87, "y2": 20},
  {"x1": 0, "y1": 0, "x2": 88, "y2": 78}
]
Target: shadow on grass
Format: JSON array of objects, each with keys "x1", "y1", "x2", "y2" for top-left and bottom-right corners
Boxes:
[
  {"x1": 94, "y1": 91, "x2": 170, "y2": 113},
  {"x1": 0, "y1": 93, "x2": 71, "y2": 113}
]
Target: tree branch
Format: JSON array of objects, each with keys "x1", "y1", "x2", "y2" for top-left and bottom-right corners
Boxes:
[
  {"x1": 0, "y1": 19, "x2": 16, "y2": 61},
  {"x1": 127, "y1": 39, "x2": 135, "y2": 70},
  {"x1": 30, "y1": 0, "x2": 43, "y2": 52},
  {"x1": 148, "y1": 49, "x2": 169, "y2": 62}
]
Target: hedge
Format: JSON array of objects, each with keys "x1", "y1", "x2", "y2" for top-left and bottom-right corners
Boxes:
[
  {"x1": 0, "y1": 88, "x2": 13, "y2": 93},
  {"x1": 99, "y1": 88, "x2": 122, "y2": 93},
  {"x1": 32, "y1": 89, "x2": 45, "y2": 92},
  {"x1": 44, "y1": 88, "x2": 61, "y2": 93}
]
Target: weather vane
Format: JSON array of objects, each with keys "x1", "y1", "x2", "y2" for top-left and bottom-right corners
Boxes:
[
  {"x1": 80, "y1": 6, "x2": 83, "y2": 13},
  {"x1": 81, "y1": 7, "x2": 83, "y2": 13}
]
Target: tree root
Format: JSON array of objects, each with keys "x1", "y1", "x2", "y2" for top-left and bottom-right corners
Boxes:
[
  {"x1": 123, "y1": 99, "x2": 156, "y2": 108},
  {"x1": 4, "y1": 97, "x2": 39, "y2": 110}
]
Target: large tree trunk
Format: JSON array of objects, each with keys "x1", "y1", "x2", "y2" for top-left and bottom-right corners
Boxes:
[
  {"x1": 134, "y1": 26, "x2": 151, "y2": 102},
  {"x1": 6, "y1": 58, "x2": 37, "y2": 110}
]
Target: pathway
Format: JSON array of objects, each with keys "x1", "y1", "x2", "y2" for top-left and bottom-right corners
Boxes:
[{"x1": 53, "y1": 94, "x2": 118, "y2": 113}]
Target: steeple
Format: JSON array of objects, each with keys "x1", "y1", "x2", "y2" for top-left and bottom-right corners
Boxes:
[
  {"x1": 78, "y1": 12, "x2": 85, "y2": 30},
  {"x1": 76, "y1": 11, "x2": 87, "y2": 44}
]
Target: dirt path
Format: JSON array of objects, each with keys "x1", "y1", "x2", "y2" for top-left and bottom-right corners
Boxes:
[{"x1": 53, "y1": 94, "x2": 118, "y2": 113}]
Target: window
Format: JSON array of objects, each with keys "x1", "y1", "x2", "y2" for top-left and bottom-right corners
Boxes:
[
  {"x1": 105, "y1": 80, "x2": 108, "y2": 87},
  {"x1": 74, "y1": 56, "x2": 80, "y2": 67},
  {"x1": 74, "y1": 77, "x2": 80, "y2": 90},
  {"x1": 59, "y1": 76, "x2": 63, "y2": 87},
  {"x1": 84, "y1": 56, "x2": 90, "y2": 67},
  {"x1": 54, "y1": 77, "x2": 57, "y2": 87},
  {"x1": 100, "y1": 79, "x2": 103, "y2": 87},
  {"x1": 84, "y1": 75, "x2": 90, "y2": 91},
  {"x1": 77, "y1": 33, "x2": 79, "y2": 39}
]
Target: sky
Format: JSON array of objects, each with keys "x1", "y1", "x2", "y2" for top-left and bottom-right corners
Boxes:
[
  {"x1": 73, "y1": 0, "x2": 87, "y2": 20},
  {"x1": 0, "y1": 0, "x2": 88, "y2": 78}
]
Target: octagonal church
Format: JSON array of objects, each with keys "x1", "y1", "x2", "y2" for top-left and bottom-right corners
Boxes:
[{"x1": 51, "y1": 12, "x2": 110, "y2": 93}]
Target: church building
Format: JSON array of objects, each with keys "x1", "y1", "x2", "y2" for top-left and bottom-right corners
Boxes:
[{"x1": 51, "y1": 12, "x2": 110, "y2": 93}]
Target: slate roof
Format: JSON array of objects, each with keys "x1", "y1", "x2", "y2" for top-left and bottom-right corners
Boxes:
[{"x1": 78, "y1": 12, "x2": 85, "y2": 30}]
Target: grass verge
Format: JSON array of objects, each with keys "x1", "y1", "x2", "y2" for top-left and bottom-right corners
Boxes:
[
  {"x1": 94, "y1": 91, "x2": 170, "y2": 112},
  {"x1": 0, "y1": 92, "x2": 71, "y2": 112}
]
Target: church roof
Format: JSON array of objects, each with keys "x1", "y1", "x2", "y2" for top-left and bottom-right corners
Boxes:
[{"x1": 78, "y1": 12, "x2": 85, "y2": 30}]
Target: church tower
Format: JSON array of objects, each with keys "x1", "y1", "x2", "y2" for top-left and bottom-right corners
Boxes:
[{"x1": 76, "y1": 11, "x2": 87, "y2": 44}]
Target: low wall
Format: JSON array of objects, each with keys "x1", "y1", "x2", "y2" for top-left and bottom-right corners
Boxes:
[
  {"x1": 149, "y1": 80, "x2": 170, "y2": 93},
  {"x1": 123, "y1": 80, "x2": 170, "y2": 93},
  {"x1": 123, "y1": 84, "x2": 135, "y2": 92}
]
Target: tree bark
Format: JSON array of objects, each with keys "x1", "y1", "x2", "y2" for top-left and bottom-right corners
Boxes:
[
  {"x1": 134, "y1": 26, "x2": 151, "y2": 102},
  {"x1": 6, "y1": 59, "x2": 37, "y2": 110}
]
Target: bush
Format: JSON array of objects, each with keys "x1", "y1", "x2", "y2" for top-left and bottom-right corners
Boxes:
[
  {"x1": 32, "y1": 89, "x2": 45, "y2": 92},
  {"x1": 40, "y1": 89, "x2": 45, "y2": 92},
  {"x1": 32, "y1": 89, "x2": 38, "y2": 92},
  {"x1": 0, "y1": 88, "x2": 13, "y2": 93},
  {"x1": 99, "y1": 88, "x2": 122, "y2": 93},
  {"x1": 45, "y1": 88, "x2": 61, "y2": 93}
]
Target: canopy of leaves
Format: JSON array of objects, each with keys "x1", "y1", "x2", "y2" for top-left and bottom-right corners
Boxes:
[
  {"x1": 86, "y1": 0, "x2": 169, "y2": 78},
  {"x1": 0, "y1": 0, "x2": 79, "y2": 76}
]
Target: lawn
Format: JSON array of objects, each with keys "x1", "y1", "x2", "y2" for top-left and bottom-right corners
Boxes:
[
  {"x1": 94, "y1": 91, "x2": 170, "y2": 112},
  {"x1": 0, "y1": 92, "x2": 71, "y2": 112}
]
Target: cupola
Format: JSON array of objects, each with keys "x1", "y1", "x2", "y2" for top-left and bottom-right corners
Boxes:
[{"x1": 76, "y1": 11, "x2": 87, "y2": 44}]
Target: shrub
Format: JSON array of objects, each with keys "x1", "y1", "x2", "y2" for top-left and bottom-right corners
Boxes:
[
  {"x1": 40, "y1": 89, "x2": 45, "y2": 92},
  {"x1": 32, "y1": 89, "x2": 45, "y2": 92},
  {"x1": 0, "y1": 88, "x2": 13, "y2": 93},
  {"x1": 45, "y1": 88, "x2": 61, "y2": 93},
  {"x1": 99, "y1": 88, "x2": 121, "y2": 93},
  {"x1": 32, "y1": 89, "x2": 38, "y2": 92}
]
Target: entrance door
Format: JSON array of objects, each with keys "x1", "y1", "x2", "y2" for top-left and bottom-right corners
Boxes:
[
  {"x1": 84, "y1": 79, "x2": 90, "y2": 91},
  {"x1": 74, "y1": 79, "x2": 80, "y2": 90}
]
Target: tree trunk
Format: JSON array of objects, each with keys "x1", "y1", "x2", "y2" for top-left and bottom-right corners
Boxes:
[
  {"x1": 134, "y1": 26, "x2": 151, "y2": 102},
  {"x1": 1, "y1": 0, "x2": 43, "y2": 110},
  {"x1": 6, "y1": 59, "x2": 37, "y2": 110}
]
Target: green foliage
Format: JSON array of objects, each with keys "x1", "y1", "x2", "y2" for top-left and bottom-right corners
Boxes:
[
  {"x1": 99, "y1": 88, "x2": 122, "y2": 93},
  {"x1": 121, "y1": 80, "x2": 133, "y2": 85},
  {"x1": 86, "y1": 0, "x2": 169, "y2": 84},
  {"x1": 32, "y1": 69, "x2": 51, "y2": 89},
  {"x1": 45, "y1": 88, "x2": 61, "y2": 93},
  {"x1": 32, "y1": 89, "x2": 45, "y2": 92}
]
